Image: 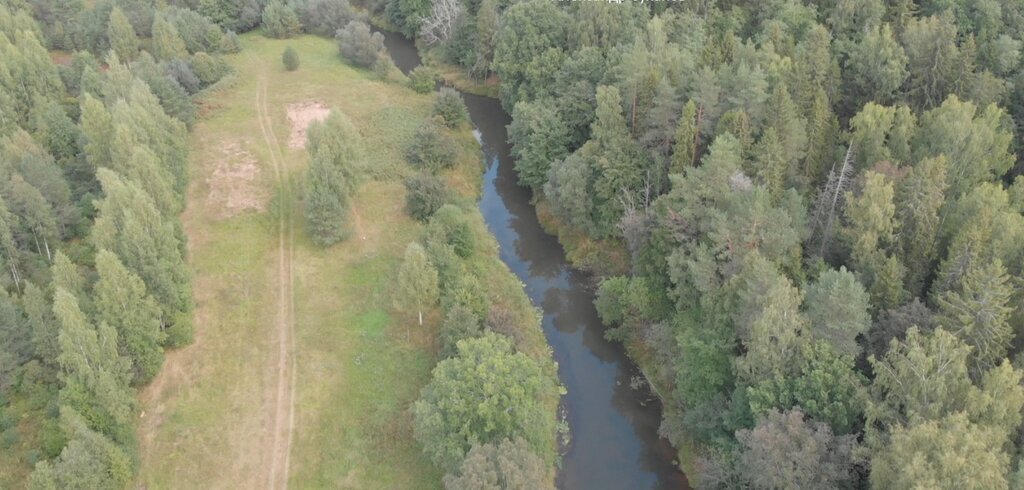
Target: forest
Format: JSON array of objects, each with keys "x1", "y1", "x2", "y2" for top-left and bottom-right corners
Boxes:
[
  {"x1": 4, "y1": 0, "x2": 1024, "y2": 488},
  {"x1": 378, "y1": 0, "x2": 1024, "y2": 487}
]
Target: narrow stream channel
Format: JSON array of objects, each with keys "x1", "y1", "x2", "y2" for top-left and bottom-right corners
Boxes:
[{"x1": 378, "y1": 30, "x2": 688, "y2": 489}]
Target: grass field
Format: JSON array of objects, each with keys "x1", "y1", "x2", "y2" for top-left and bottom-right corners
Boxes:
[{"x1": 136, "y1": 33, "x2": 553, "y2": 489}]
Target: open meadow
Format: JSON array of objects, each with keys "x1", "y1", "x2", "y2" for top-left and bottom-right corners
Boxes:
[{"x1": 135, "y1": 33, "x2": 539, "y2": 488}]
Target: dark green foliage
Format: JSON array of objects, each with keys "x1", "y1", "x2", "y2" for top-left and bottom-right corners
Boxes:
[
  {"x1": 508, "y1": 99, "x2": 568, "y2": 191},
  {"x1": 425, "y1": 205, "x2": 475, "y2": 258},
  {"x1": 432, "y1": 87, "x2": 467, "y2": 128},
  {"x1": 413, "y1": 332, "x2": 559, "y2": 471},
  {"x1": 292, "y1": 0, "x2": 357, "y2": 37},
  {"x1": 404, "y1": 171, "x2": 449, "y2": 221},
  {"x1": 336, "y1": 20, "x2": 385, "y2": 68},
  {"x1": 282, "y1": 46, "x2": 299, "y2": 71},
  {"x1": 439, "y1": 303, "x2": 481, "y2": 359},
  {"x1": 303, "y1": 110, "x2": 361, "y2": 246},
  {"x1": 407, "y1": 117, "x2": 456, "y2": 170},
  {"x1": 261, "y1": 0, "x2": 301, "y2": 39},
  {"x1": 407, "y1": 66, "x2": 437, "y2": 94}
]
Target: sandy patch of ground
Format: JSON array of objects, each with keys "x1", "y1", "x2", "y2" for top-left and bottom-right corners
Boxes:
[
  {"x1": 286, "y1": 101, "x2": 331, "y2": 149},
  {"x1": 208, "y1": 142, "x2": 268, "y2": 219}
]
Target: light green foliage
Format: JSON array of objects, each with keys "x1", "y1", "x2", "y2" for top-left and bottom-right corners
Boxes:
[
  {"x1": 151, "y1": 15, "x2": 188, "y2": 61},
  {"x1": 868, "y1": 328, "x2": 972, "y2": 428},
  {"x1": 913, "y1": 96, "x2": 1014, "y2": 198},
  {"x1": 107, "y1": 7, "x2": 138, "y2": 61},
  {"x1": 262, "y1": 1, "x2": 301, "y2": 39},
  {"x1": 443, "y1": 438, "x2": 552, "y2": 490},
  {"x1": 54, "y1": 288, "x2": 134, "y2": 443},
  {"x1": 27, "y1": 408, "x2": 132, "y2": 490},
  {"x1": 870, "y1": 412, "x2": 1011, "y2": 490},
  {"x1": 0, "y1": 28, "x2": 62, "y2": 128},
  {"x1": 432, "y1": 87, "x2": 468, "y2": 128},
  {"x1": 508, "y1": 100, "x2": 568, "y2": 190},
  {"x1": 937, "y1": 260, "x2": 1014, "y2": 376},
  {"x1": 393, "y1": 242, "x2": 439, "y2": 325},
  {"x1": 282, "y1": 46, "x2": 299, "y2": 71},
  {"x1": 733, "y1": 253, "x2": 807, "y2": 383},
  {"x1": 91, "y1": 169, "x2": 192, "y2": 346},
  {"x1": 94, "y1": 250, "x2": 165, "y2": 385},
  {"x1": 407, "y1": 66, "x2": 437, "y2": 94},
  {"x1": 804, "y1": 267, "x2": 870, "y2": 358},
  {"x1": 413, "y1": 332, "x2": 559, "y2": 471}
]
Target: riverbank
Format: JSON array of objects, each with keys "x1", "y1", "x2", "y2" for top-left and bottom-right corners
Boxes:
[{"x1": 136, "y1": 33, "x2": 557, "y2": 488}]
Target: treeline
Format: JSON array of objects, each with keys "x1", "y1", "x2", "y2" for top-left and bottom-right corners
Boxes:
[
  {"x1": 402, "y1": 93, "x2": 561, "y2": 488},
  {"x1": 0, "y1": 0, "x2": 234, "y2": 486},
  {"x1": 317, "y1": 35, "x2": 562, "y2": 486},
  {"x1": 386, "y1": 0, "x2": 1024, "y2": 487}
]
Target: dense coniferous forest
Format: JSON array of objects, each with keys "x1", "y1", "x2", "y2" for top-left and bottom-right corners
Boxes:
[{"x1": 377, "y1": 0, "x2": 1024, "y2": 486}]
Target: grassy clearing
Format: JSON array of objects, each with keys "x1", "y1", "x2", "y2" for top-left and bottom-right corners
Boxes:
[{"x1": 138, "y1": 32, "x2": 552, "y2": 488}]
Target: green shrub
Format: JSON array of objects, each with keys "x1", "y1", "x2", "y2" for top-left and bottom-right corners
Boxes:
[
  {"x1": 440, "y1": 303, "x2": 483, "y2": 358},
  {"x1": 282, "y1": 46, "x2": 300, "y2": 71},
  {"x1": 426, "y1": 204, "x2": 475, "y2": 258},
  {"x1": 407, "y1": 117, "x2": 457, "y2": 170},
  {"x1": 405, "y1": 172, "x2": 449, "y2": 221},
  {"x1": 336, "y1": 20, "x2": 386, "y2": 67},
  {"x1": 432, "y1": 87, "x2": 468, "y2": 128},
  {"x1": 373, "y1": 54, "x2": 397, "y2": 80},
  {"x1": 262, "y1": 1, "x2": 302, "y2": 39},
  {"x1": 408, "y1": 66, "x2": 437, "y2": 94}
]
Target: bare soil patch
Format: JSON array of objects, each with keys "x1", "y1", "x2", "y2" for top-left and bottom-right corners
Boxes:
[
  {"x1": 208, "y1": 142, "x2": 268, "y2": 219},
  {"x1": 286, "y1": 101, "x2": 331, "y2": 149}
]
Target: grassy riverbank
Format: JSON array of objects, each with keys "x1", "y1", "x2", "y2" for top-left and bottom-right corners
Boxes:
[{"x1": 136, "y1": 33, "x2": 554, "y2": 488}]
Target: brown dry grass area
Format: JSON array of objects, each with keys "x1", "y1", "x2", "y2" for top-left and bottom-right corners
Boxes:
[
  {"x1": 206, "y1": 141, "x2": 268, "y2": 219},
  {"x1": 285, "y1": 101, "x2": 330, "y2": 149}
]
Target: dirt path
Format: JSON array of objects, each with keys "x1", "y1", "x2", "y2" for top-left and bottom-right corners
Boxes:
[{"x1": 254, "y1": 72, "x2": 297, "y2": 490}]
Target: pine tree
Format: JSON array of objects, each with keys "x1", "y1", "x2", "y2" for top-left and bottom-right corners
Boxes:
[
  {"x1": 106, "y1": 7, "x2": 138, "y2": 61},
  {"x1": 94, "y1": 249, "x2": 165, "y2": 385},
  {"x1": 262, "y1": 1, "x2": 302, "y2": 39},
  {"x1": 753, "y1": 128, "x2": 787, "y2": 203},
  {"x1": 394, "y1": 242, "x2": 439, "y2": 327},
  {"x1": 802, "y1": 88, "x2": 839, "y2": 187}
]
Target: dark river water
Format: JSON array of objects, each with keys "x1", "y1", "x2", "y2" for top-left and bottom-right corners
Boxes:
[{"x1": 378, "y1": 30, "x2": 688, "y2": 490}]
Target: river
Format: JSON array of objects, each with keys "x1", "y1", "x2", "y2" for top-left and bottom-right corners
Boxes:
[{"x1": 378, "y1": 30, "x2": 688, "y2": 490}]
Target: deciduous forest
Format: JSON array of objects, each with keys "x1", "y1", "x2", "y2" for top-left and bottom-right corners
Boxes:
[{"x1": 4, "y1": 0, "x2": 1024, "y2": 488}]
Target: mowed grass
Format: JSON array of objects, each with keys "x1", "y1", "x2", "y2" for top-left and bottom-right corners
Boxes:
[{"x1": 139, "y1": 32, "x2": 553, "y2": 489}]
